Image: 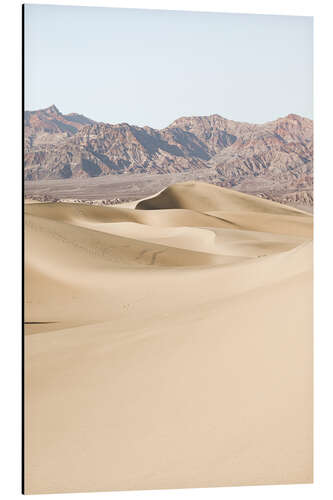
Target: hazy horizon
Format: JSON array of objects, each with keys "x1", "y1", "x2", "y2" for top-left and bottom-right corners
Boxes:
[{"x1": 24, "y1": 5, "x2": 313, "y2": 129}]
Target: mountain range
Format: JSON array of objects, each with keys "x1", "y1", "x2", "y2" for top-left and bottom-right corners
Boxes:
[{"x1": 24, "y1": 105, "x2": 313, "y2": 207}]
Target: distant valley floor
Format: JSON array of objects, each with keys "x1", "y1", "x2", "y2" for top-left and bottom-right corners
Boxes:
[{"x1": 24, "y1": 171, "x2": 313, "y2": 213}]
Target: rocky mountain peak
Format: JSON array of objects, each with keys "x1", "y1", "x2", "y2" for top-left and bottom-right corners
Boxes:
[{"x1": 44, "y1": 104, "x2": 60, "y2": 114}]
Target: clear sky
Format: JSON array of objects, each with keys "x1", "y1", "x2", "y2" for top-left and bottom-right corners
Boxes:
[{"x1": 24, "y1": 5, "x2": 313, "y2": 129}]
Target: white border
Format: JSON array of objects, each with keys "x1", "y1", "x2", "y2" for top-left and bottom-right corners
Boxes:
[{"x1": 1, "y1": 1, "x2": 333, "y2": 499}]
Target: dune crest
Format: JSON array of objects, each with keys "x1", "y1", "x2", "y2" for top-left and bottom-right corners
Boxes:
[
  {"x1": 25, "y1": 182, "x2": 313, "y2": 494},
  {"x1": 135, "y1": 181, "x2": 308, "y2": 214}
]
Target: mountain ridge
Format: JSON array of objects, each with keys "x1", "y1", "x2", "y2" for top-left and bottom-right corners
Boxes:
[{"x1": 24, "y1": 106, "x2": 313, "y2": 208}]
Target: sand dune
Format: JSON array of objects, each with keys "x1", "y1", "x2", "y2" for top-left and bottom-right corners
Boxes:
[
  {"x1": 136, "y1": 181, "x2": 308, "y2": 214},
  {"x1": 24, "y1": 182, "x2": 313, "y2": 494}
]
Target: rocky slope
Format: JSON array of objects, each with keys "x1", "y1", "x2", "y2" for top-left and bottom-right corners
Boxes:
[
  {"x1": 24, "y1": 106, "x2": 313, "y2": 207},
  {"x1": 24, "y1": 105, "x2": 95, "y2": 149}
]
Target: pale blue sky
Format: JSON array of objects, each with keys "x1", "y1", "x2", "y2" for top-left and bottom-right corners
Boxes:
[{"x1": 24, "y1": 5, "x2": 313, "y2": 129}]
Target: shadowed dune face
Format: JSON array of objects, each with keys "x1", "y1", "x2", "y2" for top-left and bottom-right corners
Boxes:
[
  {"x1": 24, "y1": 182, "x2": 313, "y2": 494},
  {"x1": 135, "y1": 181, "x2": 308, "y2": 215}
]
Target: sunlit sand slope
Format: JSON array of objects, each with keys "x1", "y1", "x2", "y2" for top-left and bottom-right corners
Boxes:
[
  {"x1": 24, "y1": 182, "x2": 313, "y2": 494},
  {"x1": 136, "y1": 181, "x2": 308, "y2": 214}
]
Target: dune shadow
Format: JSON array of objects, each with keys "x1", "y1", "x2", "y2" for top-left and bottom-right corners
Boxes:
[{"x1": 24, "y1": 321, "x2": 58, "y2": 325}]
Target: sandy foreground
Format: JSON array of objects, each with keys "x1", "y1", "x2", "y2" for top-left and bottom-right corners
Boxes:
[{"x1": 24, "y1": 182, "x2": 313, "y2": 494}]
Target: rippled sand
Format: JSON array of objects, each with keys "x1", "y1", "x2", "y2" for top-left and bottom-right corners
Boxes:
[{"x1": 24, "y1": 182, "x2": 313, "y2": 494}]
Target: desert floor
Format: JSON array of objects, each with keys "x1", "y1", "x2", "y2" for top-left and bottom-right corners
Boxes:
[{"x1": 24, "y1": 182, "x2": 313, "y2": 494}]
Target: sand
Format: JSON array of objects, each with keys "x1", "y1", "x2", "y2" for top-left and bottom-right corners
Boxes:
[{"x1": 24, "y1": 181, "x2": 313, "y2": 494}]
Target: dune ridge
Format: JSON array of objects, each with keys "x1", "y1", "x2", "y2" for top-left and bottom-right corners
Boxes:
[{"x1": 24, "y1": 182, "x2": 313, "y2": 494}]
